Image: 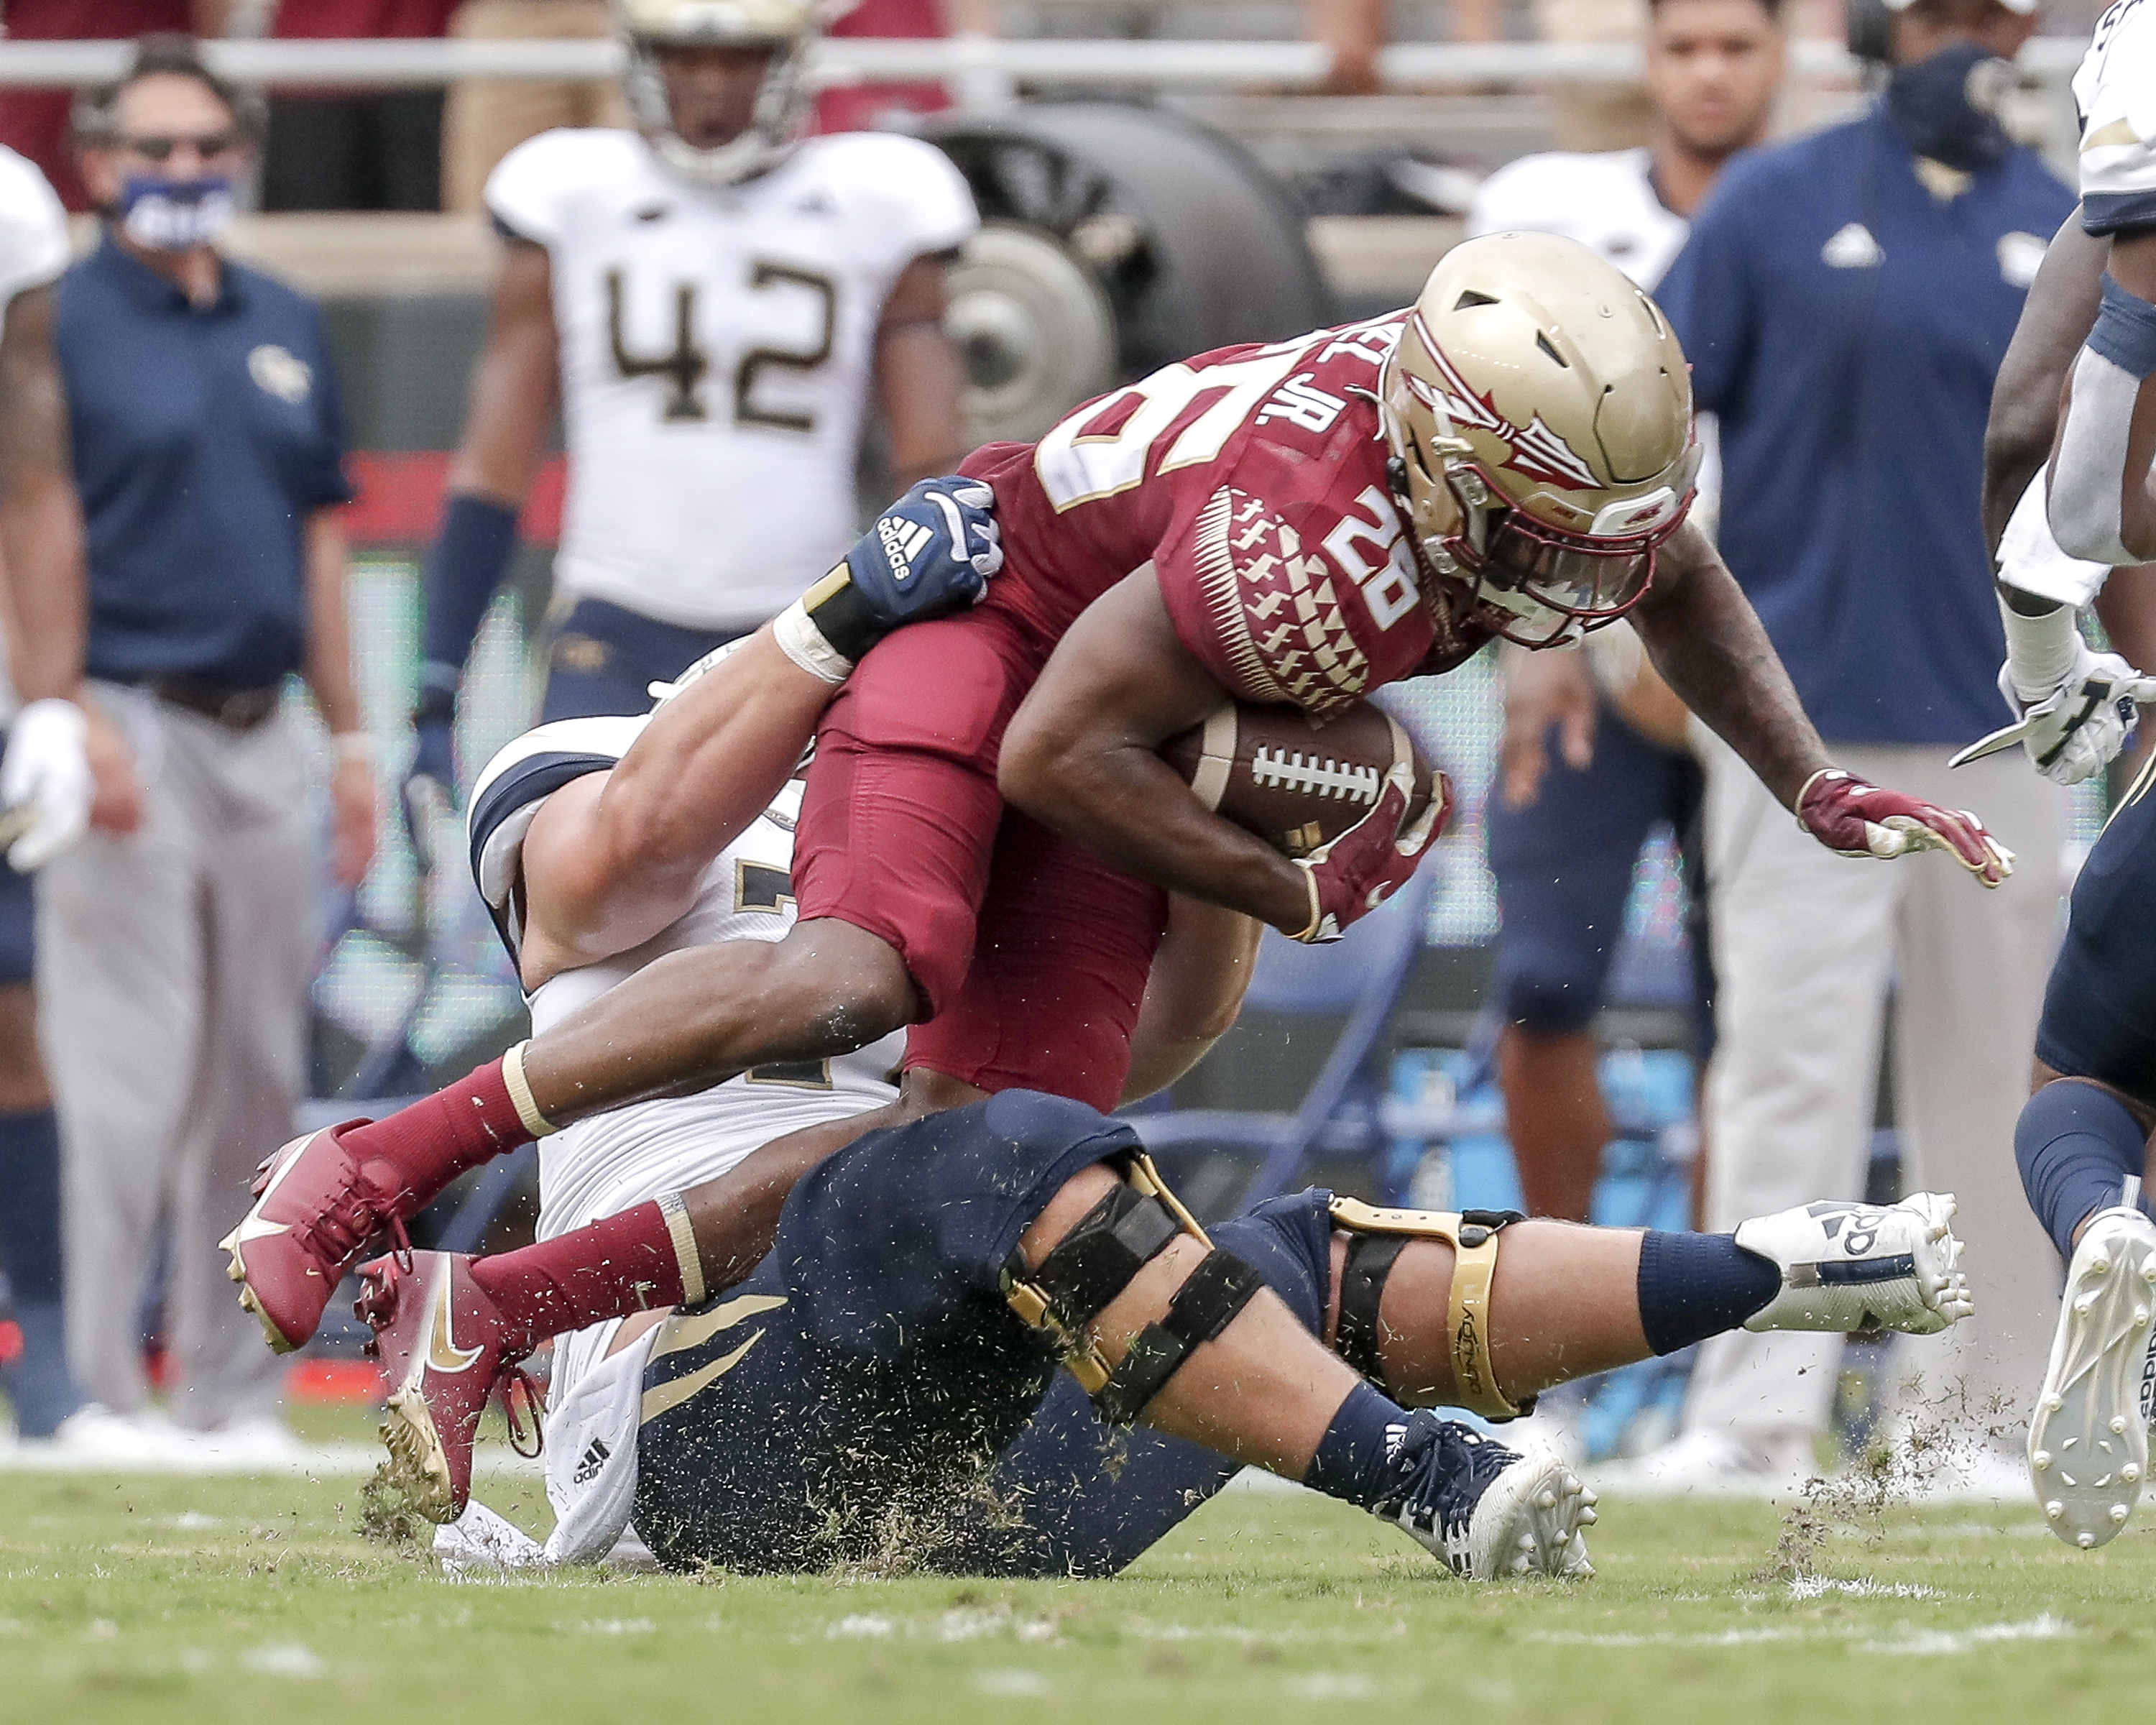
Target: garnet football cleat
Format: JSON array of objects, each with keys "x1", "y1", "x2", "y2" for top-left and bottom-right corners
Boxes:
[
  {"x1": 2030, "y1": 1187, "x2": 2156, "y2": 1550},
  {"x1": 1376, "y1": 1412, "x2": 1597, "y2": 1581},
  {"x1": 220, "y1": 1121, "x2": 410, "y2": 1354},
  {"x1": 359, "y1": 1251, "x2": 535, "y2": 1524}
]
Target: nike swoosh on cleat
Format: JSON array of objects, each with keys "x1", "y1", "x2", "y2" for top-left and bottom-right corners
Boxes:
[{"x1": 427, "y1": 1278, "x2": 485, "y2": 1374}]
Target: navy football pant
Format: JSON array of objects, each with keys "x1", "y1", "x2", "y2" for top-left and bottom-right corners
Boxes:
[
  {"x1": 541, "y1": 597, "x2": 745, "y2": 722},
  {"x1": 630, "y1": 1092, "x2": 1335, "y2": 1575},
  {"x1": 2037, "y1": 760, "x2": 2156, "y2": 1108},
  {"x1": 1485, "y1": 701, "x2": 1711, "y2": 1052}
]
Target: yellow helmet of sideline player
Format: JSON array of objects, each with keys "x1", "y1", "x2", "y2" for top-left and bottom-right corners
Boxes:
[
  {"x1": 1378, "y1": 231, "x2": 1700, "y2": 647},
  {"x1": 614, "y1": 0, "x2": 819, "y2": 188}
]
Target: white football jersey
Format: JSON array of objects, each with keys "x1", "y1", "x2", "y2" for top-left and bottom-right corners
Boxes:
[
  {"x1": 487, "y1": 129, "x2": 978, "y2": 632},
  {"x1": 0, "y1": 146, "x2": 67, "y2": 321},
  {"x1": 1466, "y1": 147, "x2": 1690, "y2": 291},
  {"x1": 2075, "y1": 0, "x2": 2156, "y2": 229}
]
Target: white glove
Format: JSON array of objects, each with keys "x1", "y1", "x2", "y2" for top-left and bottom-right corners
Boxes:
[
  {"x1": 0, "y1": 698, "x2": 91, "y2": 871},
  {"x1": 1999, "y1": 639, "x2": 2146, "y2": 786}
]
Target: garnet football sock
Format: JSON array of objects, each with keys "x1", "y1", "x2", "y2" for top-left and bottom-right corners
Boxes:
[
  {"x1": 467, "y1": 1195, "x2": 704, "y2": 1357},
  {"x1": 1302, "y1": 1379, "x2": 1417, "y2": 1510},
  {"x1": 338, "y1": 1045, "x2": 556, "y2": 1210},
  {"x1": 2016, "y1": 1080, "x2": 2148, "y2": 1260},
  {"x1": 1635, "y1": 1230, "x2": 1783, "y2": 1355}
]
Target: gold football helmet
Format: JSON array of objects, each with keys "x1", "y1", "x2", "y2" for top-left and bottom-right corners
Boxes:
[
  {"x1": 614, "y1": 0, "x2": 818, "y2": 188},
  {"x1": 1378, "y1": 231, "x2": 1700, "y2": 647}
]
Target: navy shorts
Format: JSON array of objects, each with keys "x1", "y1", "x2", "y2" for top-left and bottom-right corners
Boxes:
[
  {"x1": 2037, "y1": 765, "x2": 2156, "y2": 1105},
  {"x1": 542, "y1": 597, "x2": 745, "y2": 723},
  {"x1": 1485, "y1": 701, "x2": 1710, "y2": 1047},
  {"x1": 630, "y1": 1092, "x2": 1336, "y2": 1575}
]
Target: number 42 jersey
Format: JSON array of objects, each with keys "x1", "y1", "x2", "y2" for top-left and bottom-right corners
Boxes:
[{"x1": 487, "y1": 129, "x2": 979, "y2": 632}]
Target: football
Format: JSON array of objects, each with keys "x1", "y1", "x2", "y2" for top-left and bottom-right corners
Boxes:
[{"x1": 1160, "y1": 698, "x2": 1441, "y2": 859}]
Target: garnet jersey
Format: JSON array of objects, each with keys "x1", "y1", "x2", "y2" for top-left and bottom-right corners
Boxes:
[
  {"x1": 2076, "y1": 0, "x2": 2156, "y2": 236},
  {"x1": 487, "y1": 128, "x2": 978, "y2": 632},
  {"x1": 962, "y1": 312, "x2": 1490, "y2": 719}
]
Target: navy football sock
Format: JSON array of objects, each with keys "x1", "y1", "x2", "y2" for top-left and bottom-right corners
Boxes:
[
  {"x1": 2016, "y1": 1080, "x2": 2147, "y2": 1260},
  {"x1": 1303, "y1": 1379, "x2": 1413, "y2": 1509},
  {"x1": 1636, "y1": 1230, "x2": 1782, "y2": 1356}
]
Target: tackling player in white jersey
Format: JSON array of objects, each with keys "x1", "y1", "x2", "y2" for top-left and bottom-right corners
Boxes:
[
  {"x1": 1963, "y1": 0, "x2": 2156, "y2": 1548},
  {"x1": 1462, "y1": 0, "x2": 1783, "y2": 1233},
  {"x1": 406, "y1": 0, "x2": 978, "y2": 812}
]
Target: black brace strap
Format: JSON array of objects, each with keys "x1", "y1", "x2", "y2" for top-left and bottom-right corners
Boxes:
[
  {"x1": 1019, "y1": 1181, "x2": 1181, "y2": 1335},
  {"x1": 1335, "y1": 1232, "x2": 1411, "y2": 1391},
  {"x1": 1093, "y1": 1249, "x2": 1265, "y2": 1425}
]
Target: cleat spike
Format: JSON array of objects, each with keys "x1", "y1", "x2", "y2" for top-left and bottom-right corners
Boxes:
[
  {"x1": 2047, "y1": 1500, "x2": 2065, "y2": 1519},
  {"x1": 2034, "y1": 1451, "x2": 2053, "y2": 1470},
  {"x1": 1537, "y1": 1490, "x2": 1557, "y2": 1509},
  {"x1": 2092, "y1": 1258, "x2": 2111, "y2": 1276},
  {"x1": 2080, "y1": 1531, "x2": 2097, "y2": 1548},
  {"x1": 2115, "y1": 1504, "x2": 2132, "y2": 1523}
]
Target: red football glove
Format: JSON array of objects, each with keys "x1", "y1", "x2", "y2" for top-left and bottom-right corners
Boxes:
[
  {"x1": 1289, "y1": 771, "x2": 1453, "y2": 943},
  {"x1": 1795, "y1": 768, "x2": 2013, "y2": 886}
]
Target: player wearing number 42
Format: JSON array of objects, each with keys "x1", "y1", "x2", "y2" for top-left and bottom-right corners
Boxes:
[
  {"x1": 402, "y1": 0, "x2": 977, "y2": 813},
  {"x1": 226, "y1": 228, "x2": 2020, "y2": 1380}
]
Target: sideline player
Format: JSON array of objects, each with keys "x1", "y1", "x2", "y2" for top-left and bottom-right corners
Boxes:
[
  {"x1": 1964, "y1": 0, "x2": 2156, "y2": 1549},
  {"x1": 1468, "y1": 0, "x2": 1784, "y2": 1219},
  {"x1": 383, "y1": 663, "x2": 1971, "y2": 1573},
  {"x1": 406, "y1": 0, "x2": 975, "y2": 808},
  {"x1": 0, "y1": 140, "x2": 177, "y2": 1456},
  {"x1": 229, "y1": 234, "x2": 2014, "y2": 1364}
]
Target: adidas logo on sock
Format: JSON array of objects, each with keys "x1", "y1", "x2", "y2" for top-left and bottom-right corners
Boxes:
[
  {"x1": 572, "y1": 1437, "x2": 612, "y2": 1484},
  {"x1": 878, "y1": 517, "x2": 934, "y2": 584}
]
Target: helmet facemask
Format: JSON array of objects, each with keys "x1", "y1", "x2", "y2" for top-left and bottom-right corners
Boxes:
[{"x1": 617, "y1": 1, "x2": 816, "y2": 189}]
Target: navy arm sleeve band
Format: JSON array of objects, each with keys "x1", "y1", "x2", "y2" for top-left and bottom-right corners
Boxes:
[
  {"x1": 2091, "y1": 273, "x2": 2156, "y2": 381},
  {"x1": 419, "y1": 494, "x2": 521, "y2": 712}
]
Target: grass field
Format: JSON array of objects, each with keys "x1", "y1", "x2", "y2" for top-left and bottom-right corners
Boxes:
[{"x1": 6, "y1": 1422, "x2": 2156, "y2": 1725}]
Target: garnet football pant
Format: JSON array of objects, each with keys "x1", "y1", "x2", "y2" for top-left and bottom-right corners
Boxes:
[
  {"x1": 792, "y1": 604, "x2": 1169, "y2": 1113},
  {"x1": 629, "y1": 1092, "x2": 1332, "y2": 1575}
]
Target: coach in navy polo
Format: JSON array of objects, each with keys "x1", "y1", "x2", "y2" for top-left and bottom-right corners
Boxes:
[
  {"x1": 1623, "y1": 0, "x2": 2072, "y2": 1490},
  {"x1": 39, "y1": 35, "x2": 375, "y2": 1455}
]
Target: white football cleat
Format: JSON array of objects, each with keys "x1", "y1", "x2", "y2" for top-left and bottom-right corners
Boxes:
[
  {"x1": 1735, "y1": 1192, "x2": 1973, "y2": 1335},
  {"x1": 1376, "y1": 1414, "x2": 1598, "y2": 1581},
  {"x1": 2030, "y1": 1184, "x2": 2156, "y2": 1550}
]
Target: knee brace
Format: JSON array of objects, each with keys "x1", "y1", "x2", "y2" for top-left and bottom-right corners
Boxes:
[
  {"x1": 1003, "y1": 1152, "x2": 1264, "y2": 1427},
  {"x1": 1328, "y1": 1196, "x2": 1532, "y2": 1422}
]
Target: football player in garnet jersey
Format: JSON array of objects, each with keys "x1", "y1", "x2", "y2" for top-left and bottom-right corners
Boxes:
[
  {"x1": 354, "y1": 623, "x2": 1970, "y2": 1570},
  {"x1": 403, "y1": 0, "x2": 975, "y2": 813},
  {"x1": 225, "y1": 232, "x2": 2014, "y2": 1371}
]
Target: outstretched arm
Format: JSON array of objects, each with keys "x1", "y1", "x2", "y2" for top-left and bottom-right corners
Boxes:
[
  {"x1": 1628, "y1": 521, "x2": 1830, "y2": 808},
  {"x1": 514, "y1": 627, "x2": 838, "y2": 985}
]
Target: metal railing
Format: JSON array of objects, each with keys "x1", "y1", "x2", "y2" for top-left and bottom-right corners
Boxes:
[{"x1": 0, "y1": 33, "x2": 2093, "y2": 90}]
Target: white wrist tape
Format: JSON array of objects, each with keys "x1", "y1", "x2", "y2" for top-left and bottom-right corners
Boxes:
[
  {"x1": 773, "y1": 599, "x2": 852, "y2": 685},
  {"x1": 2050, "y1": 344, "x2": 2143, "y2": 567},
  {"x1": 1998, "y1": 594, "x2": 2083, "y2": 701}
]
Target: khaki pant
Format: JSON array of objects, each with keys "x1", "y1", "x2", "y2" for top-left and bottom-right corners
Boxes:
[
  {"x1": 40, "y1": 691, "x2": 315, "y2": 1430},
  {"x1": 443, "y1": 0, "x2": 629, "y2": 216},
  {"x1": 1679, "y1": 736, "x2": 2066, "y2": 1457}
]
